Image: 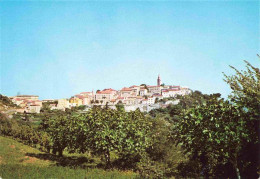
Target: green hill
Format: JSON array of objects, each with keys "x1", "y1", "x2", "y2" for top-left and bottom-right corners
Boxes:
[
  {"x1": 0, "y1": 94, "x2": 17, "y2": 109},
  {"x1": 0, "y1": 94, "x2": 20, "y2": 119},
  {"x1": 0, "y1": 136, "x2": 138, "y2": 179}
]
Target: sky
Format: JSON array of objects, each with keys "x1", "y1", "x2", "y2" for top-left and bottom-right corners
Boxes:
[{"x1": 0, "y1": 1, "x2": 259, "y2": 100}]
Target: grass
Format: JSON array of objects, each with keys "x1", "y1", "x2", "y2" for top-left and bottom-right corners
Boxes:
[{"x1": 0, "y1": 136, "x2": 139, "y2": 179}]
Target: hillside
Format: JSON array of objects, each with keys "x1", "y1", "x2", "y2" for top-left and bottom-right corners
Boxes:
[
  {"x1": 0, "y1": 94, "x2": 21, "y2": 119},
  {"x1": 0, "y1": 94, "x2": 17, "y2": 109},
  {"x1": 0, "y1": 136, "x2": 139, "y2": 179}
]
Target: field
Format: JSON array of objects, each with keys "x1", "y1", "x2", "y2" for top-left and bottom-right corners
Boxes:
[{"x1": 0, "y1": 136, "x2": 139, "y2": 179}]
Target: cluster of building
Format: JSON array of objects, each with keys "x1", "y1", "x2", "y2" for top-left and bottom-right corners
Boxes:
[
  {"x1": 10, "y1": 95, "x2": 42, "y2": 113},
  {"x1": 10, "y1": 75, "x2": 191, "y2": 113}
]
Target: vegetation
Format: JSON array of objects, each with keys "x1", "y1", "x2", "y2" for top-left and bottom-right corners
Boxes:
[
  {"x1": 0, "y1": 136, "x2": 139, "y2": 179},
  {"x1": 0, "y1": 94, "x2": 18, "y2": 108},
  {"x1": 172, "y1": 96, "x2": 249, "y2": 178}
]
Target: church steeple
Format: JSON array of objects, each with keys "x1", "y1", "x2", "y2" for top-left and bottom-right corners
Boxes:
[{"x1": 157, "y1": 74, "x2": 161, "y2": 86}]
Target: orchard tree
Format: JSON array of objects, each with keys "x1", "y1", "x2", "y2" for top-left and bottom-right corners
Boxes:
[
  {"x1": 86, "y1": 107, "x2": 152, "y2": 167},
  {"x1": 223, "y1": 59, "x2": 259, "y2": 177},
  {"x1": 172, "y1": 96, "x2": 249, "y2": 178},
  {"x1": 43, "y1": 111, "x2": 72, "y2": 156}
]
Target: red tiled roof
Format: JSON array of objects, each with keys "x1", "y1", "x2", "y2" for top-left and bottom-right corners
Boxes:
[
  {"x1": 75, "y1": 95, "x2": 85, "y2": 99},
  {"x1": 121, "y1": 87, "x2": 132, "y2": 91},
  {"x1": 97, "y1": 90, "x2": 113, "y2": 94},
  {"x1": 148, "y1": 85, "x2": 160, "y2": 88},
  {"x1": 80, "y1": 92, "x2": 92, "y2": 94},
  {"x1": 103, "y1": 88, "x2": 117, "y2": 91},
  {"x1": 129, "y1": 85, "x2": 139, "y2": 88}
]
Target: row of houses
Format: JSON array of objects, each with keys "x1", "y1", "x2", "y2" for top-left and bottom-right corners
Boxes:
[
  {"x1": 10, "y1": 76, "x2": 191, "y2": 113},
  {"x1": 10, "y1": 95, "x2": 42, "y2": 113}
]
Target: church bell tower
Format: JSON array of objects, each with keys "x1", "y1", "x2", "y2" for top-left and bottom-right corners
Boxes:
[{"x1": 157, "y1": 75, "x2": 161, "y2": 86}]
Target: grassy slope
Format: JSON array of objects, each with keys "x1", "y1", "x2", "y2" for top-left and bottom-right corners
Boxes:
[{"x1": 0, "y1": 136, "x2": 138, "y2": 179}]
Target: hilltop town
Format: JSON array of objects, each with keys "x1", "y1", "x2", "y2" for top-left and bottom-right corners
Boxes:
[{"x1": 9, "y1": 75, "x2": 191, "y2": 113}]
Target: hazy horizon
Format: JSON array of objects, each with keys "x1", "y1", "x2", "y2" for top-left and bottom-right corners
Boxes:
[{"x1": 1, "y1": 1, "x2": 259, "y2": 100}]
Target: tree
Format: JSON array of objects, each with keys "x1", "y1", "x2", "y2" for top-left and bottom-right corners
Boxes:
[
  {"x1": 85, "y1": 108, "x2": 152, "y2": 167},
  {"x1": 42, "y1": 111, "x2": 71, "y2": 156},
  {"x1": 223, "y1": 59, "x2": 260, "y2": 178},
  {"x1": 172, "y1": 96, "x2": 249, "y2": 178},
  {"x1": 115, "y1": 101, "x2": 125, "y2": 111}
]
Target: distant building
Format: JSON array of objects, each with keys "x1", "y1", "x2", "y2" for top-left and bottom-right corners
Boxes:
[
  {"x1": 129, "y1": 85, "x2": 141, "y2": 96},
  {"x1": 10, "y1": 95, "x2": 39, "y2": 106},
  {"x1": 147, "y1": 97, "x2": 155, "y2": 105},
  {"x1": 14, "y1": 95, "x2": 39, "y2": 101},
  {"x1": 42, "y1": 99, "x2": 55, "y2": 103},
  {"x1": 180, "y1": 87, "x2": 192, "y2": 95},
  {"x1": 157, "y1": 75, "x2": 161, "y2": 86},
  {"x1": 95, "y1": 88, "x2": 117, "y2": 105},
  {"x1": 120, "y1": 87, "x2": 133, "y2": 98},
  {"x1": 10, "y1": 95, "x2": 42, "y2": 113},
  {"x1": 152, "y1": 93, "x2": 163, "y2": 101},
  {"x1": 27, "y1": 104, "x2": 41, "y2": 113},
  {"x1": 69, "y1": 96, "x2": 83, "y2": 106},
  {"x1": 141, "y1": 99, "x2": 148, "y2": 105},
  {"x1": 57, "y1": 99, "x2": 70, "y2": 110},
  {"x1": 147, "y1": 85, "x2": 162, "y2": 95},
  {"x1": 162, "y1": 89, "x2": 179, "y2": 98},
  {"x1": 139, "y1": 87, "x2": 148, "y2": 96},
  {"x1": 165, "y1": 99, "x2": 180, "y2": 105}
]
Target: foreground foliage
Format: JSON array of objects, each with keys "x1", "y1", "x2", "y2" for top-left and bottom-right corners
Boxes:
[
  {"x1": 0, "y1": 136, "x2": 139, "y2": 179},
  {"x1": 40, "y1": 107, "x2": 152, "y2": 167}
]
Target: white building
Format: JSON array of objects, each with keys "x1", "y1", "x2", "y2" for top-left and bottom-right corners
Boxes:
[
  {"x1": 162, "y1": 89, "x2": 179, "y2": 98},
  {"x1": 147, "y1": 97, "x2": 155, "y2": 105},
  {"x1": 141, "y1": 99, "x2": 148, "y2": 105},
  {"x1": 95, "y1": 88, "x2": 117, "y2": 105},
  {"x1": 180, "y1": 87, "x2": 192, "y2": 95},
  {"x1": 25, "y1": 105, "x2": 41, "y2": 113},
  {"x1": 152, "y1": 93, "x2": 163, "y2": 101},
  {"x1": 147, "y1": 85, "x2": 162, "y2": 95},
  {"x1": 120, "y1": 87, "x2": 133, "y2": 98},
  {"x1": 165, "y1": 99, "x2": 180, "y2": 105},
  {"x1": 129, "y1": 85, "x2": 141, "y2": 96},
  {"x1": 139, "y1": 87, "x2": 148, "y2": 96},
  {"x1": 57, "y1": 99, "x2": 70, "y2": 109}
]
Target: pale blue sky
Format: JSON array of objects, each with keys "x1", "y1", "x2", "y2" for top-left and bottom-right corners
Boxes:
[{"x1": 1, "y1": 1, "x2": 259, "y2": 99}]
